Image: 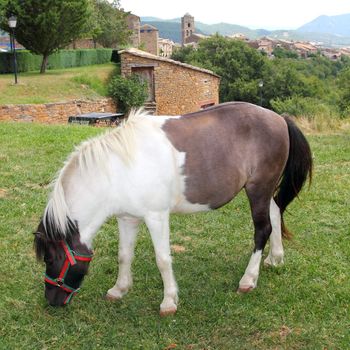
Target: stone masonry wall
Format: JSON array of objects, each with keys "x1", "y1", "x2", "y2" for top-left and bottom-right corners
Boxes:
[
  {"x1": 121, "y1": 52, "x2": 220, "y2": 115},
  {"x1": 140, "y1": 30, "x2": 159, "y2": 56},
  {"x1": 0, "y1": 98, "x2": 116, "y2": 124}
]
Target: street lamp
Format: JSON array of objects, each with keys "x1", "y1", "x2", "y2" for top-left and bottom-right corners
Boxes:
[
  {"x1": 258, "y1": 80, "x2": 263, "y2": 106},
  {"x1": 8, "y1": 15, "x2": 18, "y2": 84}
]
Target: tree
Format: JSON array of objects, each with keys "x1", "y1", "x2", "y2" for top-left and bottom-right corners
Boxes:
[
  {"x1": 172, "y1": 35, "x2": 267, "y2": 105},
  {"x1": 337, "y1": 67, "x2": 350, "y2": 116},
  {"x1": 0, "y1": 0, "x2": 89, "y2": 73},
  {"x1": 89, "y1": 0, "x2": 130, "y2": 48}
]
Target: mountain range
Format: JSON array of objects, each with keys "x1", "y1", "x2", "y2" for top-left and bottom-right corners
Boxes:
[{"x1": 141, "y1": 13, "x2": 350, "y2": 47}]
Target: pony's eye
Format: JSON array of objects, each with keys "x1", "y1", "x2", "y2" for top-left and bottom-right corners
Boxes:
[{"x1": 44, "y1": 256, "x2": 53, "y2": 264}]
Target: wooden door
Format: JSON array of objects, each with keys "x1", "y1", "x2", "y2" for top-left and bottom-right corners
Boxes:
[{"x1": 131, "y1": 67, "x2": 155, "y2": 102}]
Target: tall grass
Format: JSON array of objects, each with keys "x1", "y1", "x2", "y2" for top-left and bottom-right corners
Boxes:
[{"x1": 71, "y1": 74, "x2": 109, "y2": 97}]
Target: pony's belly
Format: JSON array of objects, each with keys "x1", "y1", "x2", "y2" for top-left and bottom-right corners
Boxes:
[{"x1": 172, "y1": 198, "x2": 211, "y2": 214}]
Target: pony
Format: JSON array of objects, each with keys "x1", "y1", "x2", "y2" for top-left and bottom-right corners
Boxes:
[{"x1": 34, "y1": 102, "x2": 312, "y2": 316}]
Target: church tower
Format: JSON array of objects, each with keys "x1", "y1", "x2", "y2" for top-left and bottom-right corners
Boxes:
[{"x1": 181, "y1": 13, "x2": 195, "y2": 46}]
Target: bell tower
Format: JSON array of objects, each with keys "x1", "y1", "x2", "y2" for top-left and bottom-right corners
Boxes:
[{"x1": 181, "y1": 13, "x2": 195, "y2": 46}]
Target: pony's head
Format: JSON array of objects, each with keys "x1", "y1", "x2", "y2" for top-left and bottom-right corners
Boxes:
[{"x1": 34, "y1": 219, "x2": 93, "y2": 306}]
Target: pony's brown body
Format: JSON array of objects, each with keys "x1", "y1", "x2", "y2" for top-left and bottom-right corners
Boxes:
[{"x1": 163, "y1": 102, "x2": 289, "y2": 209}]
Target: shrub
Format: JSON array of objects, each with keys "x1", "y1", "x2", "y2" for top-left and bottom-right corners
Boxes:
[
  {"x1": 108, "y1": 74, "x2": 148, "y2": 113},
  {"x1": 271, "y1": 96, "x2": 340, "y2": 120},
  {"x1": 0, "y1": 49, "x2": 113, "y2": 73}
]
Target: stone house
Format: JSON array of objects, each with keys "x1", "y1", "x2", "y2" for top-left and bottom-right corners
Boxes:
[
  {"x1": 140, "y1": 24, "x2": 159, "y2": 55},
  {"x1": 126, "y1": 13, "x2": 141, "y2": 48},
  {"x1": 119, "y1": 48, "x2": 220, "y2": 115}
]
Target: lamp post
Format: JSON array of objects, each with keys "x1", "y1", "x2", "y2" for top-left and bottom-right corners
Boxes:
[
  {"x1": 8, "y1": 15, "x2": 18, "y2": 84},
  {"x1": 258, "y1": 80, "x2": 263, "y2": 106}
]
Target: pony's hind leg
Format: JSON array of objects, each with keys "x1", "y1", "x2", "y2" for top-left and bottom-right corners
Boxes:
[
  {"x1": 145, "y1": 211, "x2": 178, "y2": 316},
  {"x1": 106, "y1": 216, "x2": 140, "y2": 300},
  {"x1": 264, "y1": 199, "x2": 284, "y2": 267},
  {"x1": 238, "y1": 185, "x2": 273, "y2": 293}
]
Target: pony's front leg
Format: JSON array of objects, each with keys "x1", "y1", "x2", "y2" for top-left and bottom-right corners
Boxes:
[
  {"x1": 106, "y1": 216, "x2": 140, "y2": 300},
  {"x1": 145, "y1": 211, "x2": 178, "y2": 316}
]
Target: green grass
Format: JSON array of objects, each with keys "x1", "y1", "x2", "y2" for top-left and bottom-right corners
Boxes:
[
  {"x1": 0, "y1": 63, "x2": 117, "y2": 104},
  {"x1": 0, "y1": 122, "x2": 349, "y2": 349}
]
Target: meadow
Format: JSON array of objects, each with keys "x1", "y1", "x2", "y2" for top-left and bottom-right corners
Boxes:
[
  {"x1": 0, "y1": 63, "x2": 116, "y2": 104},
  {"x1": 0, "y1": 121, "x2": 349, "y2": 349}
]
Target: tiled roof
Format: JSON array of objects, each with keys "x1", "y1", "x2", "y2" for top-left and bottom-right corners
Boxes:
[{"x1": 119, "y1": 48, "x2": 220, "y2": 78}]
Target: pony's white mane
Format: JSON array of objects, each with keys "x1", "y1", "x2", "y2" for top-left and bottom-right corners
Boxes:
[{"x1": 43, "y1": 108, "x2": 150, "y2": 236}]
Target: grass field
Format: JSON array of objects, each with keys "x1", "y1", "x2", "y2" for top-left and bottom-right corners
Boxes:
[
  {"x1": 0, "y1": 63, "x2": 117, "y2": 104},
  {"x1": 0, "y1": 122, "x2": 349, "y2": 349}
]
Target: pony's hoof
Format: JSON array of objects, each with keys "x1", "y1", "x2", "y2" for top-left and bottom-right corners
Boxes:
[
  {"x1": 237, "y1": 285, "x2": 254, "y2": 294},
  {"x1": 160, "y1": 307, "x2": 177, "y2": 317},
  {"x1": 105, "y1": 292, "x2": 122, "y2": 301},
  {"x1": 264, "y1": 254, "x2": 284, "y2": 267}
]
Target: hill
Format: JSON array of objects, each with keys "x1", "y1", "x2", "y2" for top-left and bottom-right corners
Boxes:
[
  {"x1": 140, "y1": 20, "x2": 205, "y2": 43},
  {"x1": 141, "y1": 16, "x2": 350, "y2": 47},
  {"x1": 298, "y1": 13, "x2": 350, "y2": 37}
]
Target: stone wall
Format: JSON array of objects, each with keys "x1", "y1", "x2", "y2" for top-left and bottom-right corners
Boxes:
[
  {"x1": 121, "y1": 50, "x2": 220, "y2": 115},
  {"x1": 0, "y1": 98, "x2": 116, "y2": 124}
]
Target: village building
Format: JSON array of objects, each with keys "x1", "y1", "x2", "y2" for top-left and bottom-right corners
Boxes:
[
  {"x1": 181, "y1": 13, "x2": 209, "y2": 47},
  {"x1": 119, "y1": 48, "x2": 220, "y2": 115},
  {"x1": 126, "y1": 13, "x2": 141, "y2": 48},
  {"x1": 140, "y1": 24, "x2": 159, "y2": 56},
  {"x1": 293, "y1": 42, "x2": 318, "y2": 58},
  {"x1": 227, "y1": 33, "x2": 249, "y2": 41},
  {"x1": 158, "y1": 38, "x2": 176, "y2": 57}
]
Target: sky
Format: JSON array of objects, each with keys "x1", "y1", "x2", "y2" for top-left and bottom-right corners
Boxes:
[{"x1": 119, "y1": 0, "x2": 350, "y2": 30}]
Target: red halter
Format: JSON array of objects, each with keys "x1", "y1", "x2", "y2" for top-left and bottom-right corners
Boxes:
[{"x1": 44, "y1": 241, "x2": 93, "y2": 305}]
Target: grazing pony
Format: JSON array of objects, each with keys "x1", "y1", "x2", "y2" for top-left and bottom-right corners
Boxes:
[{"x1": 34, "y1": 102, "x2": 312, "y2": 315}]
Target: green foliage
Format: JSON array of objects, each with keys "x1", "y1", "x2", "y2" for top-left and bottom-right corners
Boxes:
[
  {"x1": 0, "y1": 0, "x2": 90, "y2": 73},
  {"x1": 272, "y1": 47, "x2": 299, "y2": 59},
  {"x1": 89, "y1": 0, "x2": 131, "y2": 48},
  {"x1": 173, "y1": 35, "x2": 266, "y2": 105},
  {"x1": 270, "y1": 96, "x2": 338, "y2": 119},
  {"x1": 172, "y1": 35, "x2": 350, "y2": 118},
  {"x1": 0, "y1": 49, "x2": 113, "y2": 73},
  {"x1": 336, "y1": 67, "x2": 350, "y2": 116},
  {"x1": 108, "y1": 74, "x2": 148, "y2": 112}
]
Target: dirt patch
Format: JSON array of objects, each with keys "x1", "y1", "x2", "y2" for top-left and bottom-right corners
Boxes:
[
  {"x1": 0, "y1": 188, "x2": 8, "y2": 198},
  {"x1": 171, "y1": 244, "x2": 186, "y2": 253}
]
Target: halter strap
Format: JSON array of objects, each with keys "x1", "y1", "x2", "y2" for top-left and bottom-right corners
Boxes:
[{"x1": 45, "y1": 241, "x2": 93, "y2": 305}]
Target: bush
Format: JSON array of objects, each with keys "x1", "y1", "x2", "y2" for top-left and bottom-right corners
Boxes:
[
  {"x1": 108, "y1": 74, "x2": 148, "y2": 113},
  {"x1": 0, "y1": 49, "x2": 113, "y2": 73},
  {"x1": 271, "y1": 96, "x2": 338, "y2": 119}
]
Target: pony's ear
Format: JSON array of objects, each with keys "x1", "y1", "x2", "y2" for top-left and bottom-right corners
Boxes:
[{"x1": 33, "y1": 231, "x2": 47, "y2": 261}]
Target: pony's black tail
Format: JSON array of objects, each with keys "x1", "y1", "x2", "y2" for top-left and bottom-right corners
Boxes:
[{"x1": 274, "y1": 116, "x2": 313, "y2": 238}]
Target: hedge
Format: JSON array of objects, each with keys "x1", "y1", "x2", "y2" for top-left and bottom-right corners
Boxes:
[{"x1": 0, "y1": 49, "x2": 113, "y2": 73}]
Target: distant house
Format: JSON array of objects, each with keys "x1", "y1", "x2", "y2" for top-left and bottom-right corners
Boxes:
[
  {"x1": 293, "y1": 42, "x2": 318, "y2": 58},
  {"x1": 126, "y1": 13, "x2": 141, "y2": 48},
  {"x1": 140, "y1": 24, "x2": 159, "y2": 55},
  {"x1": 119, "y1": 48, "x2": 220, "y2": 115},
  {"x1": 158, "y1": 38, "x2": 176, "y2": 57}
]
